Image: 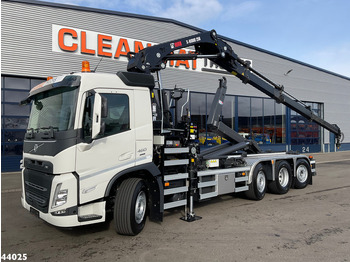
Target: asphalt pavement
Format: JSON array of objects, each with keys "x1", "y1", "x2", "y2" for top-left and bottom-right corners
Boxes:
[{"x1": 1, "y1": 151, "x2": 350, "y2": 261}]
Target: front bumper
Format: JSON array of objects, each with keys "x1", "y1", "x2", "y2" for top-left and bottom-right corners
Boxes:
[
  {"x1": 21, "y1": 196, "x2": 106, "y2": 227},
  {"x1": 22, "y1": 168, "x2": 106, "y2": 227}
]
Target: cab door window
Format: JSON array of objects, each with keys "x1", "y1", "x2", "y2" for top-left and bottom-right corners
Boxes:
[
  {"x1": 103, "y1": 94, "x2": 130, "y2": 136},
  {"x1": 82, "y1": 93, "x2": 129, "y2": 139}
]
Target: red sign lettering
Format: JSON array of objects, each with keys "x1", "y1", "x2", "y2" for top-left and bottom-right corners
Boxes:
[
  {"x1": 58, "y1": 28, "x2": 78, "y2": 52},
  {"x1": 98, "y1": 34, "x2": 112, "y2": 57},
  {"x1": 115, "y1": 38, "x2": 131, "y2": 58},
  {"x1": 81, "y1": 31, "x2": 95, "y2": 55}
]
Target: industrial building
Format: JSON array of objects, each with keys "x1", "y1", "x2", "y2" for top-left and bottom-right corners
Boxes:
[{"x1": 2, "y1": 0, "x2": 349, "y2": 171}]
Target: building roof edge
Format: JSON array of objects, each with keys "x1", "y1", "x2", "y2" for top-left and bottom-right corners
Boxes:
[{"x1": 3, "y1": 0, "x2": 350, "y2": 81}]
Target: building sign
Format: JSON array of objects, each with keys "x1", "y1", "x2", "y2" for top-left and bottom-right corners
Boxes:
[{"x1": 52, "y1": 24, "x2": 252, "y2": 74}]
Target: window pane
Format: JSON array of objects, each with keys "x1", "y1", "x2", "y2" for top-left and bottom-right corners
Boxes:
[
  {"x1": 264, "y1": 99, "x2": 275, "y2": 143},
  {"x1": 4, "y1": 77, "x2": 30, "y2": 90},
  {"x1": 237, "y1": 97, "x2": 250, "y2": 135},
  {"x1": 291, "y1": 102, "x2": 321, "y2": 145},
  {"x1": 2, "y1": 144, "x2": 23, "y2": 156},
  {"x1": 191, "y1": 93, "x2": 207, "y2": 145},
  {"x1": 206, "y1": 93, "x2": 222, "y2": 146},
  {"x1": 4, "y1": 104, "x2": 30, "y2": 116},
  {"x1": 3, "y1": 117, "x2": 29, "y2": 129},
  {"x1": 251, "y1": 98, "x2": 263, "y2": 143},
  {"x1": 169, "y1": 89, "x2": 189, "y2": 126},
  {"x1": 276, "y1": 103, "x2": 286, "y2": 143},
  {"x1": 28, "y1": 86, "x2": 78, "y2": 131},
  {"x1": 82, "y1": 93, "x2": 130, "y2": 140},
  {"x1": 4, "y1": 130, "x2": 26, "y2": 142},
  {"x1": 4, "y1": 90, "x2": 29, "y2": 103},
  {"x1": 150, "y1": 89, "x2": 172, "y2": 127},
  {"x1": 1, "y1": 77, "x2": 4, "y2": 101},
  {"x1": 206, "y1": 93, "x2": 215, "y2": 130},
  {"x1": 222, "y1": 95, "x2": 235, "y2": 130},
  {"x1": 103, "y1": 94, "x2": 130, "y2": 136}
]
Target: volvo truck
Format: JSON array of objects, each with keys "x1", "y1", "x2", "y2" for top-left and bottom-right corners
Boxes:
[{"x1": 21, "y1": 30, "x2": 341, "y2": 235}]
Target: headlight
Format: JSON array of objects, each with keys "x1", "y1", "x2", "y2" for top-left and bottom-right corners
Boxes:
[{"x1": 52, "y1": 183, "x2": 68, "y2": 208}]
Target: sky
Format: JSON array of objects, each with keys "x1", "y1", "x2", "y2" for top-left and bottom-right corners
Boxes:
[{"x1": 46, "y1": 0, "x2": 350, "y2": 78}]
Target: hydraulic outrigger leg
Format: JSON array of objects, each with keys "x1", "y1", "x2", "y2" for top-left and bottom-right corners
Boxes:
[{"x1": 181, "y1": 145, "x2": 202, "y2": 222}]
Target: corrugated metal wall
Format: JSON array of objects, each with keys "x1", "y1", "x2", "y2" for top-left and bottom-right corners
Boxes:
[{"x1": 1, "y1": 0, "x2": 350, "y2": 143}]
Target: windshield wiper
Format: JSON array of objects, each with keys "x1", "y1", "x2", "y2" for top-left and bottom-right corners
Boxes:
[
  {"x1": 37, "y1": 126, "x2": 59, "y2": 131},
  {"x1": 25, "y1": 128, "x2": 35, "y2": 139},
  {"x1": 37, "y1": 126, "x2": 58, "y2": 139}
]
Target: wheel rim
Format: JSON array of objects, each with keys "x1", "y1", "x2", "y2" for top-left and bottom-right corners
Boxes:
[
  {"x1": 296, "y1": 165, "x2": 308, "y2": 183},
  {"x1": 278, "y1": 167, "x2": 289, "y2": 187},
  {"x1": 257, "y1": 171, "x2": 266, "y2": 193},
  {"x1": 135, "y1": 191, "x2": 146, "y2": 224}
]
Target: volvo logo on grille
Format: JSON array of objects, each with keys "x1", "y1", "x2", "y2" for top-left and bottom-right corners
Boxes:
[{"x1": 30, "y1": 143, "x2": 44, "y2": 153}]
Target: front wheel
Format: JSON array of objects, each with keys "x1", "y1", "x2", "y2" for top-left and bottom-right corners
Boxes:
[
  {"x1": 268, "y1": 160, "x2": 292, "y2": 194},
  {"x1": 245, "y1": 163, "x2": 267, "y2": 200},
  {"x1": 114, "y1": 178, "x2": 148, "y2": 236}
]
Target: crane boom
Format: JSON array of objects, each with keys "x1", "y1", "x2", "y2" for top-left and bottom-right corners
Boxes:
[{"x1": 127, "y1": 30, "x2": 342, "y2": 148}]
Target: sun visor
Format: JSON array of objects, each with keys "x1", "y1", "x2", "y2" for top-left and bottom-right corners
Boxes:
[{"x1": 20, "y1": 75, "x2": 81, "y2": 105}]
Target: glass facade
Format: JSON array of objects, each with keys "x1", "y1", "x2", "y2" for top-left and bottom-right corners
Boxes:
[
  {"x1": 1, "y1": 76, "x2": 45, "y2": 172},
  {"x1": 1, "y1": 78, "x2": 323, "y2": 172},
  {"x1": 290, "y1": 102, "x2": 322, "y2": 153},
  {"x1": 188, "y1": 91, "x2": 321, "y2": 150}
]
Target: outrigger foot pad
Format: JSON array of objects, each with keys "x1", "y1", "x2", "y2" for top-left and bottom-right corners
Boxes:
[{"x1": 180, "y1": 214, "x2": 202, "y2": 222}]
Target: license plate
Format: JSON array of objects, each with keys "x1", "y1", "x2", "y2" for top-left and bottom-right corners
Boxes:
[{"x1": 30, "y1": 207, "x2": 39, "y2": 218}]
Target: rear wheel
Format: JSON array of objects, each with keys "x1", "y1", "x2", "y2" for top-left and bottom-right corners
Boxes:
[
  {"x1": 294, "y1": 159, "x2": 311, "y2": 189},
  {"x1": 268, "y1": 160, "x2": 292, "y2": 194},
  {"x1": 114, "y1": 178, "x2": 147, "y2": 236},
  {"x1": 245, "y1": 163, "x2": 267, "y2": 200}
]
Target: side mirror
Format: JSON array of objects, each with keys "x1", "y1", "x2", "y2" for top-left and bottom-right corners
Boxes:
[
  {"x1": 101, "y1": 95, "x2": 108, "y2": 118},
  {"x1": 92, "y1": 93, "x2": 108, "y2": 139}
]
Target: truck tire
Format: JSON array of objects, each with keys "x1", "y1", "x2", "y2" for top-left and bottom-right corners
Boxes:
[
  {"x1": 114, "y1": 178, "x2": 147, "y2": 236},
  {"x1": 245, "y1": 163, "x2": 266, "y2": 200},
  {"x1": 294, "y1": 159, "x2": 311, "y2": 189},
  {"x1": 268, "y1": 160, "x2": 292, "y2": 194}
]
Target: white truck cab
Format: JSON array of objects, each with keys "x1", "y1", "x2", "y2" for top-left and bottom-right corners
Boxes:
[{"x1": 21, "y1": 66, "x2": 160, "y2": 231}]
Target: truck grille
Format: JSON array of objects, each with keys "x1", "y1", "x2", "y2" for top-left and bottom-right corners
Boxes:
[{"x1": 24, "y1": 169, "x2": 54, "y2": 213}]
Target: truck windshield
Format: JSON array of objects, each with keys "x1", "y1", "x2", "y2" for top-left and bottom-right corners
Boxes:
[{"x1": 28, "y1": 86, "x2": 79, "y2": 132}]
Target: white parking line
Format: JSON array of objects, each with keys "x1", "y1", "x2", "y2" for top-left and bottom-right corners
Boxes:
[
  {"x1": 316, "y1": 158, "x2": 350, "y2": 164},
  {"x1": 2, "y1": 189, "x2": 22, "y2": 193}
]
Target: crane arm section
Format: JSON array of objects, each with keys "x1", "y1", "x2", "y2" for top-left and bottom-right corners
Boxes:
[{"x1": 127, "y1": 30, "x2": 342, "y2": 148}]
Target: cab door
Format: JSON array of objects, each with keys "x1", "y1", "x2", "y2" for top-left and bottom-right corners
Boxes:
[{"x1": 76, "y1": 88, "x2": 135, "y2": 204}]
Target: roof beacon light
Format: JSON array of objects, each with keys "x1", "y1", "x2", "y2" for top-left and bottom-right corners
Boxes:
[{"x1": 82, "y1": 61, "x2": 91, "y2": 72}]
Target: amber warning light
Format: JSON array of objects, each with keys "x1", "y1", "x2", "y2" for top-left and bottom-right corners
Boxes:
[{"x1": 82, "y1": 61, "x2": 91, "y2": 72}]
